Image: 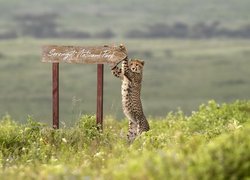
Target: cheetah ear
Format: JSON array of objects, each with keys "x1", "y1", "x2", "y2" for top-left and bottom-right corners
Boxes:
[{"x1": 140, "y1": 60, "x2": 145, "y2": 66}]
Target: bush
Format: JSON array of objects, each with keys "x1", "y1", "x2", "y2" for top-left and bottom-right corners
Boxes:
[
  {"x1": 189, "y1": 122, "x2": 250, "y2": 179},
  {"x1": 186, "y1": 100, "x2": 250, "y2": 138},
  {"x1": 94, "y1": 29, "x2": 115, "y2": 39},
  {"x1": 0, "y1": 101, "x2": 250, "y2": 179},
  {"x1": 57, "y1": 30, "x2": 91, "y2": 39},
  {"x1": 125, "y1": 29, "x2": 147, "y2": 38},
  {"x1": 0, "y1": 31, "x2": 18, "y2": 40}
]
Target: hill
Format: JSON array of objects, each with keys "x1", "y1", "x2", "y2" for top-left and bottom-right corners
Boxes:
[{"x1": 0, "y1": 0, "x2": 250, "y2": 37}]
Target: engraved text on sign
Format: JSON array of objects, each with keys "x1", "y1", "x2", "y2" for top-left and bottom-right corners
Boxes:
[{"x1": 42, "y1": 45, "x2": 127, "y2": 64}]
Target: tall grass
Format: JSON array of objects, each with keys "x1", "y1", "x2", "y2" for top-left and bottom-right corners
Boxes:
[{"x1": 0, "y1": 100, "x2": 250, "y2": 179}]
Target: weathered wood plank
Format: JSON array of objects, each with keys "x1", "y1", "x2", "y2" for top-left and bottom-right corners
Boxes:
[{"x1": 42, "y1": 44, "x2": 127, "y2": 64}]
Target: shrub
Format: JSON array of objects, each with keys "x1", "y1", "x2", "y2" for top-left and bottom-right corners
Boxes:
[
  {"x1": 187, "y1": 100, "x2": 250, "y2": 138},
  {"x1": 94, "y1": 29, "x2": 115, "y2": 39},
  {"x1": 0, "y1": 101, "x2": 250, "y2": 179},
  {"x1": 188, "y1": 122, "x2": 250, "y2": 179}
]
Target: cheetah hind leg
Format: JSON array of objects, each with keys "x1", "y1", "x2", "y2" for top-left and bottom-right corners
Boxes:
[{"x1": 127, "y1": 120, "x2": 138, "y2": 143}]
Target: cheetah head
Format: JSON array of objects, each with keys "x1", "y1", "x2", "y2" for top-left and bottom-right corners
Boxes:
[{"x1": 129, "y1": 59, "x2": 144, "y2": 73}]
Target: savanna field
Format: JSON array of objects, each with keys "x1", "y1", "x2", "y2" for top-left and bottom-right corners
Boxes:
[
  {"x1": 0, "y1": 100, "x2": 250, "y2": 179},
  {"x1": 1, "y1": 0, "x2": 250, "y2": 179},
  {"x1": 1, "y1": 39, "x2": 250, "y2": 122},
  {"x1": 0, "y1": 38, "x2": 250, "y2": 180}
]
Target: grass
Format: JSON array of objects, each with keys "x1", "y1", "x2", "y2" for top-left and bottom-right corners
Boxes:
[
  {"x1": 0, "y1": 38, "x2": 250, "y2": 124},
  {"x1": 0, "y1": 100, "x2": 250, "y2": 179}
]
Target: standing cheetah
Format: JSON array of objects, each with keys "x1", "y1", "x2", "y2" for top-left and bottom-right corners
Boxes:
[{"x1": 111, "y1": 58, "x2": 150, "y2": 143}]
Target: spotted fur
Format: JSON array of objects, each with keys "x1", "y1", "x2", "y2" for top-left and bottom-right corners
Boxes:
[{"x1": 111, "y1": 58, "x2": 150, "y2": 143}]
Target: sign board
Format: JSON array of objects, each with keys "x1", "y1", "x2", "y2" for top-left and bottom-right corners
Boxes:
[
  {"x1": 43, "y1": 44, "x2": 127, "y2": 130},
  {"x1": 42, "y1": 44, "x2": 127, "y2": 65}
]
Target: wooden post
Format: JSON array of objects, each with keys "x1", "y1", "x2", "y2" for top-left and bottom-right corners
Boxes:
[
  {"x1": 96, "y1": 64, "x2": 104, "y2": 131},
  {"x1": 52, "y1": 63, "x2": 59, "y2": 129}
]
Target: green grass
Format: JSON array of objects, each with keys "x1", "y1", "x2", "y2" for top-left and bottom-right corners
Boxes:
[
  {"x1": 0, "y1": 100, "x2": 250, "y2": 179},
  {"x1": 1, "y1": 38, "x2": 250, "y2": 124}
]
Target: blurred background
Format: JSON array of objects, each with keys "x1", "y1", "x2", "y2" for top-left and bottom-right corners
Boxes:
[{"x1": 0, "y1": 0, "x2": 250, "y2": 125}]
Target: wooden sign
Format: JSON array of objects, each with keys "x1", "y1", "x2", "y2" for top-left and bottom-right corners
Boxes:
[
  {"x1": 43, "y1": 44, "x2": 127, "y2": 130},
  {"x1": 42, "y1": 44, "x2": 127, "y2": 65}
]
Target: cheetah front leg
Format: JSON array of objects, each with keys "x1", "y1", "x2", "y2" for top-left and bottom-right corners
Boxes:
[
  {"x1": 110, "y1": 65, "x2": 123, "y2": 79},
  {"x1": 122, "y1": 58, "x2": 132, "y2": 82},
  {"x1": 110, "y1": 58, "x2": 131, "y2": 81}
]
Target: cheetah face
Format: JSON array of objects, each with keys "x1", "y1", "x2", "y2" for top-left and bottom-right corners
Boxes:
[{"x1": 129, "y1": 59, "x2": 144, "y2": 73}]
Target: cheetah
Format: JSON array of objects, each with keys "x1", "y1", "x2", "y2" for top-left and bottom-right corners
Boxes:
[{"x1": 111, "y1": 58, "x2": 150, "y2": 143}]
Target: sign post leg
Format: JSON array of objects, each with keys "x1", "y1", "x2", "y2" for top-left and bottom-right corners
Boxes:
[
  {"x1": 52, "y1": 63, "x2": 59, "y2": 129},
  {"x1": 96, "y1": 64, "x2": 104, "y2": 131}
]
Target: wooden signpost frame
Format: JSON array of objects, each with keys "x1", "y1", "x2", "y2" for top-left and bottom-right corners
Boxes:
[{"x1": 43, "y1": 44, "x2": 127, "y2": 130}]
